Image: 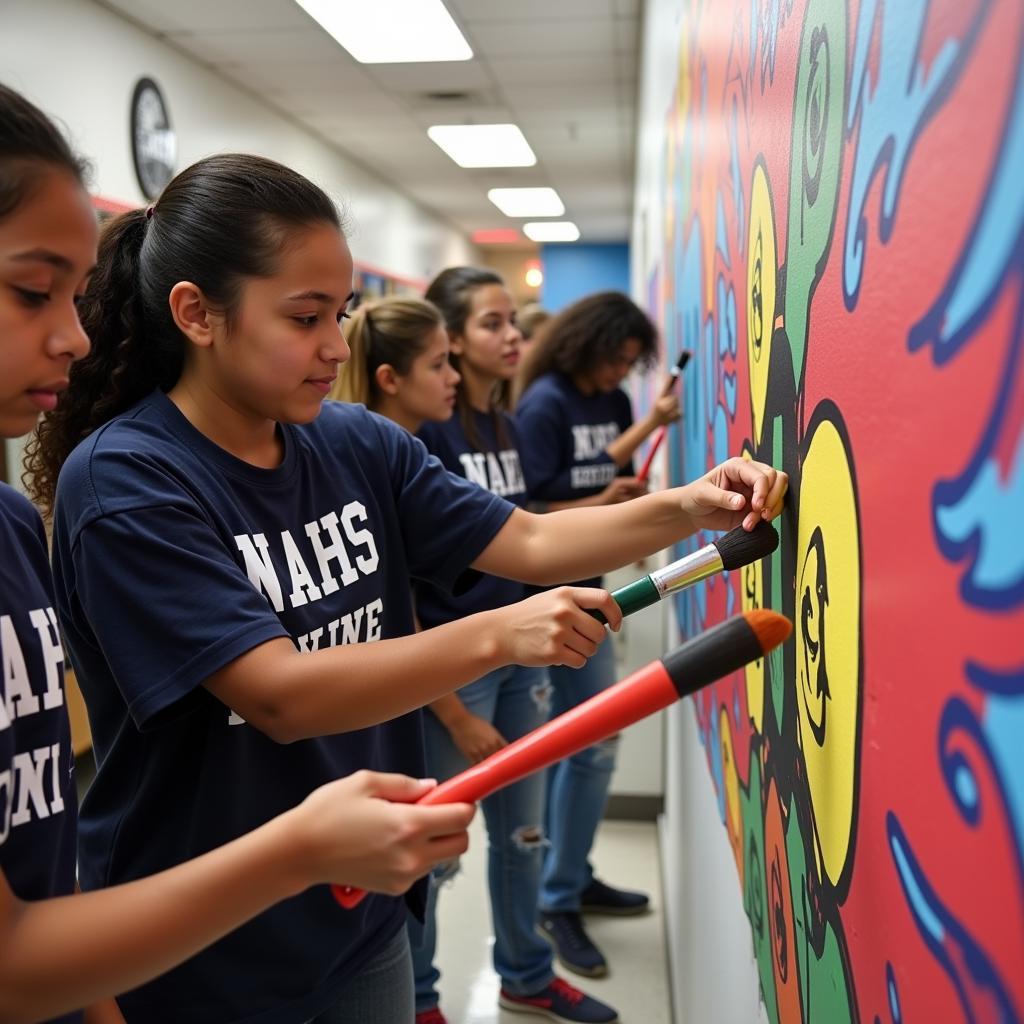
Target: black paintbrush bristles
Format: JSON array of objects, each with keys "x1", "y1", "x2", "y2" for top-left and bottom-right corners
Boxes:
[{"x1": 713, "y1": 520, "x2": 779, "y2": 570}]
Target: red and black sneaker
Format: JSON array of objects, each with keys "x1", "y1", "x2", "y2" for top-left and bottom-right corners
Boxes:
[
  {"x1": 499, "y1": 976, "x2": 619, "y2": 1023},
  {"x1": 414, "y1": 1008, "x2": 449, "y2": 1024}
]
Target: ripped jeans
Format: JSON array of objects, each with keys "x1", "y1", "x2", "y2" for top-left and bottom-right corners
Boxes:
[{"x1": 409, "y1": 664, "x2": 555, "y2": 1010}]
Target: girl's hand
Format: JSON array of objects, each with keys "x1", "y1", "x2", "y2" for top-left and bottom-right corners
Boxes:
[
  {"x1": 293, "y1": 771, "x2": 475, "y2": 896},
  {"x1": 680, "y1": 457, "x2": 788, "y2": 532},
  {"x1": 448, "y1": 713, "x2": 508, "y2": 764},
  {"x1": 495, "y1": 587, "x2": 621, "y2": 668},
  {"x1": 602, "y1": 476, "x2": 648, "y2": 504},
  {"x1": 646, "y1": 393, "x2": 682, "y2": 428}
]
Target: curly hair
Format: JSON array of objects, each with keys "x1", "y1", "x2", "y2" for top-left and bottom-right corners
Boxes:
[
  {"x1": 24, "y1": 152, "x2": 342, "y2": 516},
  {"x1": 514, "y1": 291, "x2": 658, "y2": 402}
]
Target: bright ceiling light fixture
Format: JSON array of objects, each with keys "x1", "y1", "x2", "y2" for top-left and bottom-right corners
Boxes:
[
  {"x1": 293, "y1": 0, "x2": 473, "y2": 63},
  {"x1": 428, "y1": 124, "x2": 536, "y2": 168},
  {"x1": 487, "y1": 188, "x2": 565, "y2": 217},
  {"x1": 523, "y1": 221, "x2": 581, "y2": 242}
]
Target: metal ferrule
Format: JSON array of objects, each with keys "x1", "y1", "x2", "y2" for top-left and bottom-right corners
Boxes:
[{"x1": 649, "y1": 544, "x2": 724, "y2": 597}]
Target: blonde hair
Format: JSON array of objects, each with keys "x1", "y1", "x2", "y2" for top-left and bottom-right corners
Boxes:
[{"x1": 331, "y1": 296, "x2": 444, "y2": 406}]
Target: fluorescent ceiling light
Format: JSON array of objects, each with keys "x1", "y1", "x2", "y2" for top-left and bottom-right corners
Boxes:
[
  {"x1": 428, "y1": 124, "x2": 536, "y2": 168},
  {"x1": 523, "y1": 221, "x2": 581, "y2": 242},
  {"x1": 294, "y1": 0, "x2": 472, "y2": 63},
  {"x1": 487, "y1": 188, "x2": 565, "y2": 217}
]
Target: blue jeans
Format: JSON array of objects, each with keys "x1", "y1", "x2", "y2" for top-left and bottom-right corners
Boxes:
[
  {"x1": 540, "y1": 638, "x2": 620, "y2": 913},
  {"x1": 309, "y1": 927, "x2": 413, "y2": 1023},
  {"x1": 410, "y1": 664, "x2": 555, "y2": 1011}
]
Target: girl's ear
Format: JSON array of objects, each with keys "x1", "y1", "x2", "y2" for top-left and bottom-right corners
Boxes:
[
  {"x1": 448, "y1": 332, "x2": 465, "y2": 357},
  {"x1": 169, "y1": 281, "x2": 217, "y2": 348},
  {"x1": 374, "y1": 363, "x2": 401, "y2": 396}
]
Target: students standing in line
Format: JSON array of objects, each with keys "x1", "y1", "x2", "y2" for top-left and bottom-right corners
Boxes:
[
  {"x1": 514, "y1": 292, "x2": 686, "y2": 979},
  {"x1": 0, "y1": 81, "x2": 476, "y2": 1024},
  {"x1": 409, "y1": 267, "x2": 621, "y2": 1024},
  {"x1": 26, "y1": 151, "x2": 786, "y2": 1023},
  {"x1": 337, "y1": 270, "x2": 620, "y2": 1023}
]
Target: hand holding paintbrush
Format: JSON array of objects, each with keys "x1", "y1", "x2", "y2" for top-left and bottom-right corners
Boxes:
[
  {"x1": 589, "y1": 519, "x2": 779, "y2": 623},
  {"x1": 637, "y1": 350, "x2": 691, "y2": 484}
]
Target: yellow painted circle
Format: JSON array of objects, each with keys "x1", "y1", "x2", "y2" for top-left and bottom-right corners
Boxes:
[
  {"x1": 746, "y1": 164, "x2": 777, "y2": 447},
  {"x1": 795, "y1": 417, "x2": 860, "y2": 888}
]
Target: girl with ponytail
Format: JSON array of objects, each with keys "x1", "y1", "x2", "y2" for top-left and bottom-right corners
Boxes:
[
  {"x1": 0, "y1": 82, "x2": 476, "y2": 1024},
  {"x1": 28, "y1": 134, "x2": 785, "y2": 1024},
  {"x1": 329, "y1": 296, "x2": 459, "y2": 432}
]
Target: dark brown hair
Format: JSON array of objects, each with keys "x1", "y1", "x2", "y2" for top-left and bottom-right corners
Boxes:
[
  {"x1": 515, "y1": 290, "x2": 658, "y2": 401},
  {"x1": 424, "y1": 266, "x2": 511, "y2": 451},
  {"x1": 0, "y1": 82, "x2": 89, "y2": 220},
  {"x1": 25, "y1": 153, "x2": 342, "y2": 515}
]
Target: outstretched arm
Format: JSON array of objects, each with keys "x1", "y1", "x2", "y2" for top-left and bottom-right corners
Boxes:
[{"x1": 475, "y1": 457, "x2": 787, "y2": 585}]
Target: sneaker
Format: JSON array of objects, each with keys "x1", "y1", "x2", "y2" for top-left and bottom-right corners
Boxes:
[
  {"x1": 580, "y1": 877, "x2": 650, "y2": 916},
  {"x1": 537, "y1": 911, "x2": 608, "y2": 978},
  {"x1": 499, "y1": 977, "x2": 619, "y2": 1023},
  {"x1": 415, "y1": 1009, "x2": 448, "y2": 1024}
]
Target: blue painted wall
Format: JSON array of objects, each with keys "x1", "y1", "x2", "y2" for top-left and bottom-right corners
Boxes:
[{"x1": 540, "y1": 242, "x2": 630, "y2": 311}]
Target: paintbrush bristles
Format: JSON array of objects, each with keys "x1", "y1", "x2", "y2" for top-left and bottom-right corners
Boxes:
[
  {"x1": 743, "y1": 609, "x2": 792, "y2": 654},
  {"x1": 713, "y1": 520, "x2": 779, "y2": 570}
]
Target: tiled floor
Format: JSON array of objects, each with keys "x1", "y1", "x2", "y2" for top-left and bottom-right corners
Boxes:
[{"x1": 429, "y1": 815, "x2": 671, "y2": 1024}]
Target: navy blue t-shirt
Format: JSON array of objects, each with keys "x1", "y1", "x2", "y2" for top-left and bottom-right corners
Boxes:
[
  {"x1": 515, "y1": 372, "x2": 634, "y2": 588},
  {"x1": 0, "y1": 484, "x2": 80, "y2": 1024},
  {"x1": 415, "y1": 409, "x2": 529, "y2": 628},
  {"x1": 50, "y1": 393, "x2": 514, "y2": 1024}
]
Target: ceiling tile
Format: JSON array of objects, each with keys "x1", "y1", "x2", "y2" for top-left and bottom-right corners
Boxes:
[
  {"x1": 221, "y1": 62, "x2": 396, "y2": 102},
  {"x1": 449, "y1": 0, "x2": 615, "y2": 23},
  {"x1": 163, "y1": 28, "x2": 351, "y2": 65},
  {"x1": 361, "y1": 60, "x2": 494, "y2": 96},
  {"x1": 467, "y1": 19, "x2": 618, "y2": 57},
  {"x1": 487, "y1": 55, "x2": 624, "y2": 87}
]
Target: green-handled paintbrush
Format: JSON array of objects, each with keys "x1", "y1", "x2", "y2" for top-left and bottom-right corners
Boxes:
[{"x1": 590, "y1": 520, "x2": 779, "y2": 623}]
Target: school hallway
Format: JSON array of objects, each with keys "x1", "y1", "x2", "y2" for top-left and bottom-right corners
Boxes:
[{"x1": 431, "y1": 814, "x2": 671, "y2": 1024}]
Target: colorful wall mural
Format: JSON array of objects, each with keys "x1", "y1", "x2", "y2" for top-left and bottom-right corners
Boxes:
[{"x1": 645, "y1": 1, "x2": 1024, "y2": 1020}]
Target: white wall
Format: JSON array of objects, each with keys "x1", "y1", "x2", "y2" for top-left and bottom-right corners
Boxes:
[
  {"x1": 0, "y1": 0, "x2": 475, "y2": 284},
  {"x1": 604, "y1": 563, "x2": 665, "y2": 799},
  {"x1": 632, "y1": 2, "x2": 767, "y2": 1021}
]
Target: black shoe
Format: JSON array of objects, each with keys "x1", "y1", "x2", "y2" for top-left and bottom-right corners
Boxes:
[
  {"x1": 537, "y1": 911, "x2": 608, "y2": 978},
  {"x1": 499, "y1": 977, "x2": 619, "y2": 1022},
  {"x1": 579, "y1": 877, "x2": 650, "y2": 917}
]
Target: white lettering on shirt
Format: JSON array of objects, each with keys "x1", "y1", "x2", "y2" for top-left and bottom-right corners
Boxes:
[
  {"x1": 571, "y1": 423, "x2": 620, "y2": 461},
  {"x1": 233, "y1": 501, "x2": 381, "y2": 613},
  {"x1": 458, "y1": 450, "x2": 527, "y2": 497}
]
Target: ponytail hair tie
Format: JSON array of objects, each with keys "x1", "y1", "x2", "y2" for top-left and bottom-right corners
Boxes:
[{"x1": 145, "y1": 206, "x2": 154, "y2": 220}]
